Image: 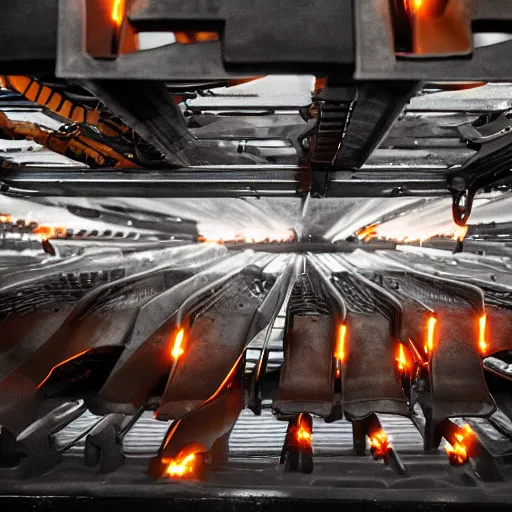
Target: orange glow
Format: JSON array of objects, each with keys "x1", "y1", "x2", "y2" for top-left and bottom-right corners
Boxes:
[
  {"x1": 36, "y1": 349, "x2": 90, "y2": 389},
  {"x1": 162, "y1": 447, "x2": 199, "y2": 478},
  {"x1": 197, "y1": 228, "x2": 295, "y2": 245},
  {"x1": 0, "y1": 214, "x2": 12, "y2": 223},
  {"x1": 335, "y1": 324, "x2": 347, "y2": 363},
  {"x1": 425, "y1": 316, "x2": 436, "y2": 354},
  {"x1": 395, "y1": 343, "x2": 409, "y2": 372},
  {"x1": 294, "y1": 414, "x2": 312, "y2": 449},
  {"x1": 357, "y1": 221, "x2": 469, "y2": 245},
  {"x1": 478, "y1": 314, "x2": 487, "y2": 355},
  {"x1": 404, "y1": 0, "x2": 425, "y2": 14},
  {"x1": 369, "y1": 430, "x2": 391, "y2": 458},
  {"x1": 171, "y1": 328, "x2": 185, "y2": 359},
  {"x1": 356, "y1": 224, "x2": 379, "y2": 242},
  {"x1": 445, "y1": 424, "x2": 473, "y2": 465},
  {"x1": 32, "y1": 225, "x2": 67, "y2": 242},
  {"x1": 112, "y1": 0, "x2": 124, "y2": 25},
  {"x1": 174, "y1": 32, "x2": 219, "y2": 44},
  {"x1": 452, "y1": 224, "x2": 468, "y2": 241}
]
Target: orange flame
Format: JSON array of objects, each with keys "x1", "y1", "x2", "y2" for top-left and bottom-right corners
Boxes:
[
  {"x1": 171, "y1": 328, "x2": 185, "y2": 359},
  {"x1": 0, "y1": 214, "x2": 12, "y2": 223},
  {"x1": 452, "y1": 224, "x2": 468, "y2": 242},
  {"x1": 294, "y1": 414, "x2": 312, "y2": 449},
  {"x1": 162, "y1": 447, "x2": 199, "y2": 478},
  {"x1": 335, "y1": 324, "x2": 347, "y2": 363},
  {"x1": 395, "y1": 343, "x2": 409, "y2": 372},
  {"x1": 445, "y1": 424, "x2": 473, "y2": 465},
  {"x1": 112, "y1": 0, "x2": 124, "y2": 25},
  {"x1": 356, "y1": 224, "x2": 379, "y2": 242},
  {"x1": 425, "y1": 316, "x2": 436, "y2": 354},
  {"x1": 478, "y1": 314, "x2": 487, "y2": 355},
  {"x1": 32, "y1": 225, "x2": 67, "y2": 242},
  {"x1": 369, "y1": 429, "x2": 391, "y2": 458}
]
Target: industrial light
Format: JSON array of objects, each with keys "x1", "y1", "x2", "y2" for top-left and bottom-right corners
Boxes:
[{"x1": 369, "y1": 430, "x2": 391, "y2": 459}]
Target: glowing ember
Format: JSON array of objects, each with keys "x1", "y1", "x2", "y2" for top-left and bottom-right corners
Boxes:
[
  {"x1": 32, "y1": 225, "x2": 67, "y2": 242},
  {"x1": 425, "y1": 315, "x2": 436, "y2": 354},
  {"x1": 369, "y1": 430, "x2": 391, "y2": 459},
  {"x1": 297, "y1": 426, "x2": 311, "y2": 442},
  {"x1": 395, "y1": 343, "x2": 409, "y2": 372},
  {"x1": 452, "y1": 224, "x2": 468, "y2": 242},
  {"x1": 445, "y1": 424, "x2": 473, "y2": 465},
  {"x1": 478, "y1": 314, "x2": 487, "y2": 355},
  {"x1": 334, "y1": 324, "x2": 347, "y2": 363},
  {"x1": 162, "y1": 450, "x2": 198, "y2": 478},
  {"x1": 294, "y1": 414, "x2": 313, "y2": 449},
  {"x1": 171, "y1": 328, "x2": 185, "y2": 359},
  {"x1": 112, "y1": 0, "x2": 124, "y2": 25}
]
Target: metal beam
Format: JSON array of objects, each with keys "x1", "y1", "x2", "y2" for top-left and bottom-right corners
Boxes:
[{"x1": 0, "y1": 166, "x2": 305, "y2": 198}]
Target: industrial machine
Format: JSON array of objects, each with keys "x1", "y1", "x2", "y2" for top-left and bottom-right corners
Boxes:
[{"x1": 2, "y1": 1, "x2": 512, "y2": 510}]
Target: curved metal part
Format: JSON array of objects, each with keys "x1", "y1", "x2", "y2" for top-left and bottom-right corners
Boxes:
[
  {"x1": 274, "y1": 258, "x2": 341, "y2": 418},
  {"x1": 92, "y1": 251, "x2": 264, "y2": 414},
  {"x1": 148, "y1": 376, "x2": 244, "y2": 479},
  {"x1": 156, "y1": 254, "x2": 276, "y2": 420},
  {"x1": 248, "y1": 255, "x2": 303, "y2": 414},
  {"x1": 319, "y1": 254, "x2": 408, "y2": 419},
  {"x1": 368, "y1": 268, "x2": 494, "y2": 431},
  {"x1": 306, "y1": 253, "x2": 347, "y2": 321},
  {"x1": 0, "y1": 248, "x2": 221, "y2": 436},
  {"x1": 84, "y1": 413, "x2": 126, "y2": 474},
  {"x1": 327, "y1": 253, "x2": 403, "y2": 337},
  {"x1": 0, "y1": 401, "x2": 86, "y2": 477}
]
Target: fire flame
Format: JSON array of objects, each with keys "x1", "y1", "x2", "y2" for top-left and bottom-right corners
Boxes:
[
  {"x1": 409, "y1": 337, "x2": 427, "y2": 365},
  {"x1": 478, "y1": 314, "x2": 487, "y2": 355},
  {"x1": 335, "y1": 324, "x2": 347, "y2": 363},
  {"x1": 395, "y1": 343, "x2": 409, "y2": 372},
  {"x1": 425, "y1": 315, "x2": 436, "y2": 354},
  {"x1": 112, "y1": 0, "x2": 124, "y2": 25},
  {"x1": 162, "y1": 448, "x2": 199, "y2": 478},
  {"x1": 294, "y1": 414, "x2": 312, "y2": 449},
  {"x1": 445, "y1": 424, "x2": 473, "y2": 465},
  {"x1": 32, "y1": 225, "x2": 67, "y2": 242},
  {"x1": 171, "y1": 328, "x2": 185, "y2": 359},
  {"x1": 452, "y1": 224, "x2": 468, "y2": 242},
  {"x1": 0, "y1": 214, "x2": 12, "y2": 223},
  {"x1": 369, "y1": 430, "x2": 391, "y2": 458}
]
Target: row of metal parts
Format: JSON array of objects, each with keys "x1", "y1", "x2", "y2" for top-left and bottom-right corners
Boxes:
[{"x1": 0, "y1": 247, "x2": 511, "y2": 481}]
